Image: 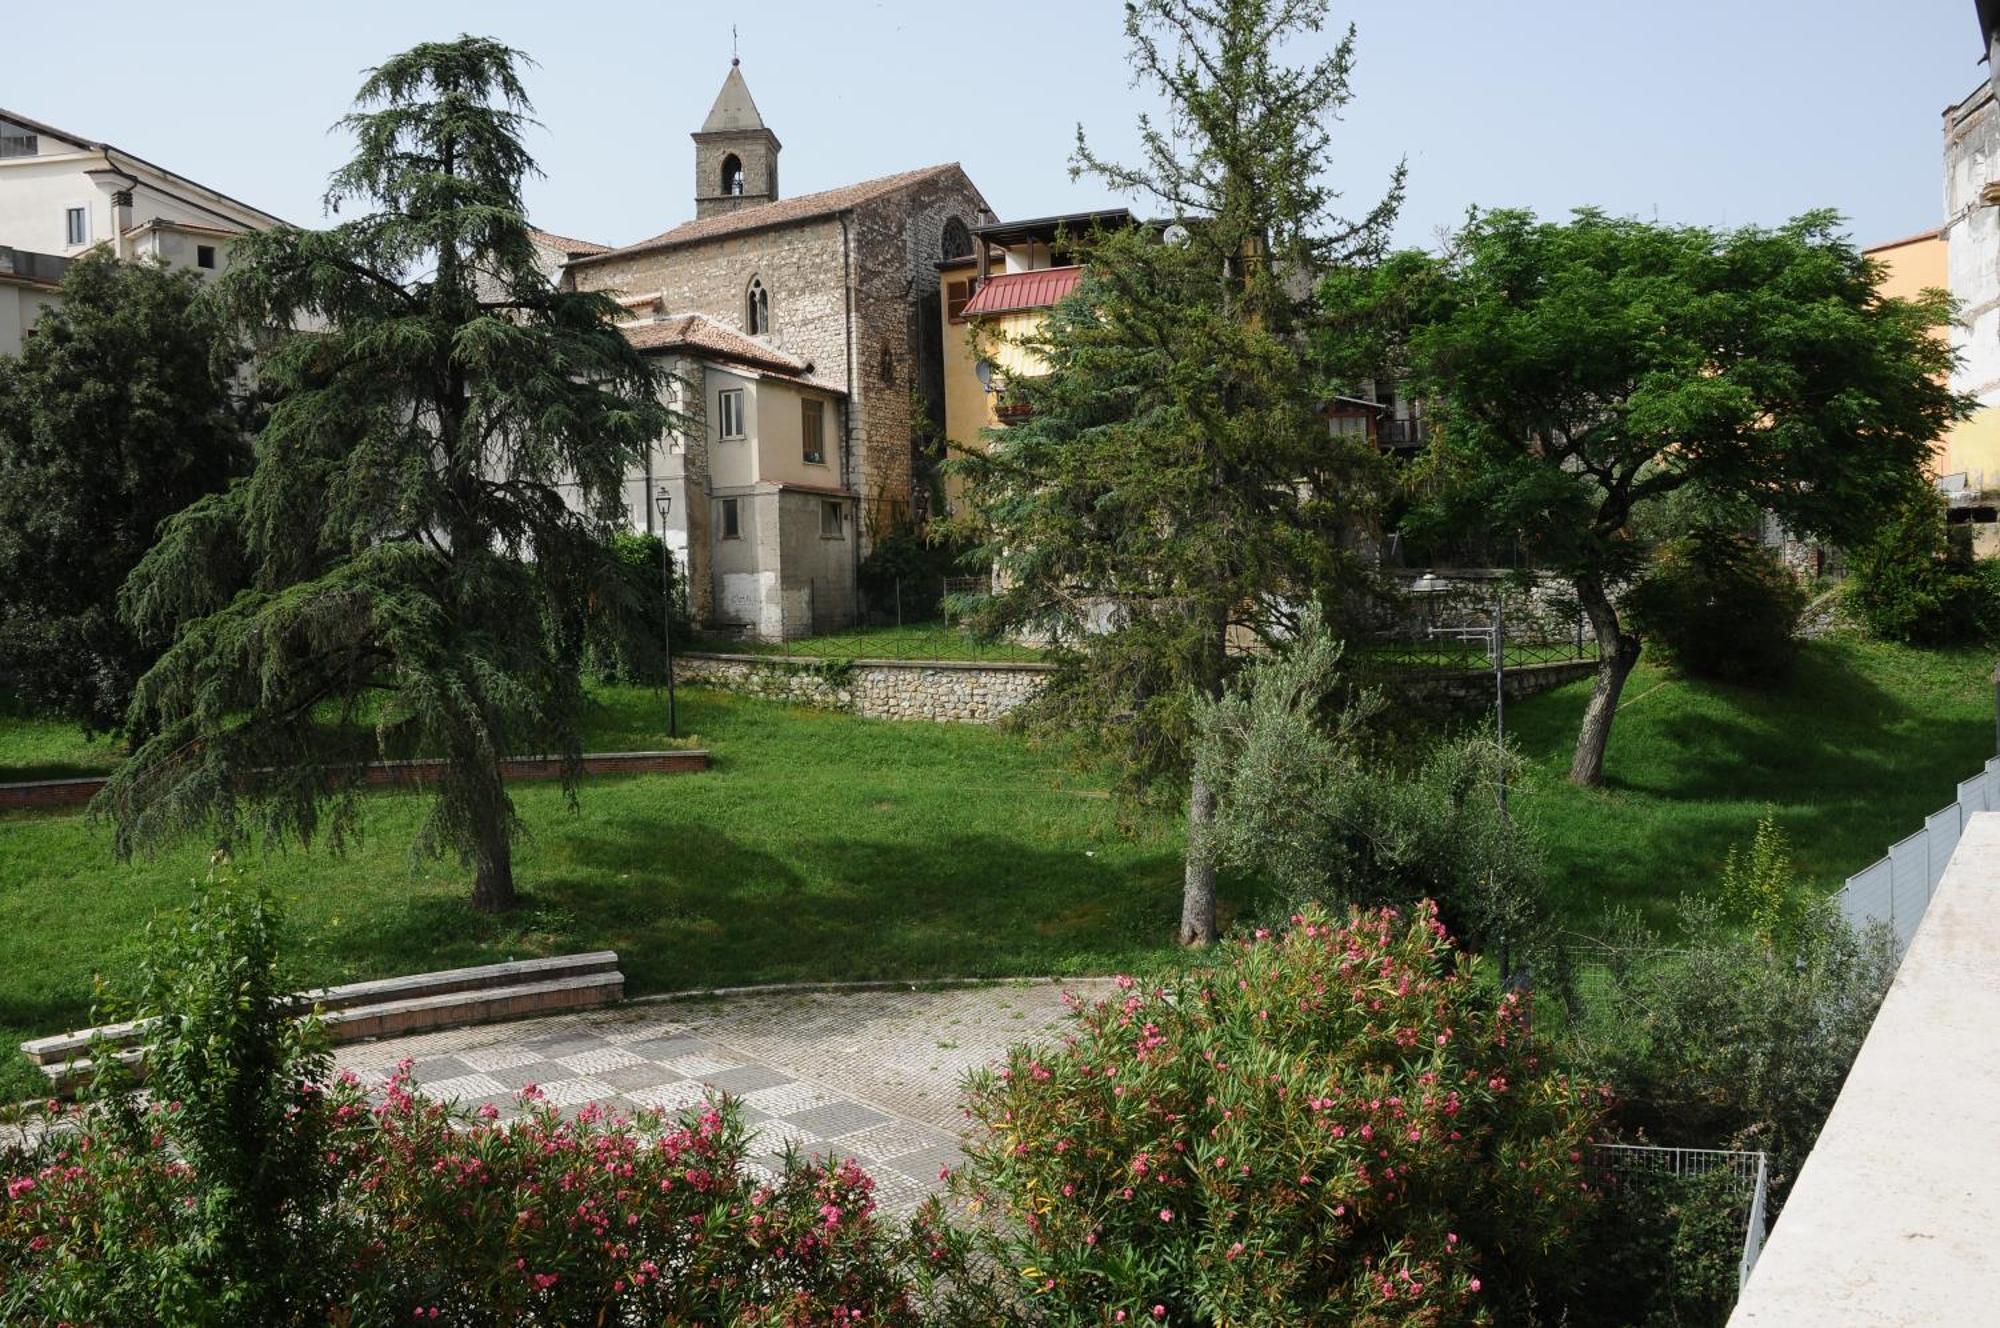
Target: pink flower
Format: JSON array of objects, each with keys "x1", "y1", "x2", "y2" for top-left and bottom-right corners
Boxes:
[
  {"x1": 1469, "y1": 1278, "x2": 1483, "y2": 1293},
  {"x1": 1159, "y1": 1207, "x2": 1173, "y2": 1223}
]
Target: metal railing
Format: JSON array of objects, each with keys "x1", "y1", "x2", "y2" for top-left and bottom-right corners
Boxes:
[
  {"x1": 686, "y1": 575, "x2": 1042, "y2": 664},
  {"x1": 1589, "y1": 1143, "x2": 1772, "y2": 1293},
  {"x1": 1833, "y1": 754, "x2": 2000, "y2": 951},
  {"x1": 1359, "y1": 579, "x2": 1598, "y2": 673}
]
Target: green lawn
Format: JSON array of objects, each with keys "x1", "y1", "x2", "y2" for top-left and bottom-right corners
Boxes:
[
  {"x1": 1508, "y1": 637, "x2": 1996, "y2": 933},
  {"x1": 0, "y1": 702, "x2": 124, "y2": 781},
  {"x1": 0, "y1": 686, "x2": 1186, "y2": 1100}
]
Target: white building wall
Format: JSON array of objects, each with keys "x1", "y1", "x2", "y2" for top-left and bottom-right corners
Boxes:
[{"x1": 1945, "y1": 84, "x2": 2000, "y2": 406}]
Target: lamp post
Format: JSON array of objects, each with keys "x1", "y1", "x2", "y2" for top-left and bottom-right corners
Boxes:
[{"x1": 655, "y1": 490, "x2": 678, "y2": 739}]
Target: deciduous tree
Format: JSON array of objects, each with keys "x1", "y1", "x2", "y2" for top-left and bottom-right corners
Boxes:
[
  {"x1": 0, "y1": 252, "x2": 250, "y2": 734},
  {"x1": 1333, "y1": 209, "x2": 1963, "y2": 785},
  {"x1": 100, "y1": 37, "x2": 674, "y2": 912}
]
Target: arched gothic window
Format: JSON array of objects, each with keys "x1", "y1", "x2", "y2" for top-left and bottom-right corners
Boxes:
[
  {"x1": 941, "y1": 216, "x2": 972, "y2": 261},
  {"x1": 746, "y1": 276, "x2": 770, "y2": 335},
  {"x1": 720, "y1": 153, "x2": 744, "y2": 197}
]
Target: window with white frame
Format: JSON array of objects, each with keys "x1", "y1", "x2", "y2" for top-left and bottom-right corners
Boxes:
[
  {"x1": 64, "y1": 207, "x2": 88, "y2": 247},
  {"x1": 717, "y1": 388, "x2": 746, "y2": 440},
  {"x1": 721, "y1": 497, "x2": 742, "y2": 539},
  {"x1": 820, "y1": 500, "x2": 844, "y2": 539},
  {"x1": 0, "y1": 119, "x2": 37, "y2": 157},
  {"x1": 801, "y1": 399, "x2": 825, "y2": 464}
]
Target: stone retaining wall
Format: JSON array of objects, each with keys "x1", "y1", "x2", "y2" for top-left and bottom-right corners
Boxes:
[
  {"x1": 1386, "y1": 659, "x2": 1598, "y2": 708},
  {"x1": 675, "y1": 652, "x2": 1051, "y2": 723},
  {"x1": 0, "y1": 750, "x2": 710, "y2": 813}
]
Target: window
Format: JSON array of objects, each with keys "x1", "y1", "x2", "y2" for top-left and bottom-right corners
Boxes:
[
  {"x1": 801, "y1": 399, "x2": 825, "y2": 465},
  {"x1": 720, "y1": 153, "x2": 744, "y2": 196},
  {"x1": 721, "y1": 498, "x2": 741, "y2": 539},
  {"x1": 745, "y1": 276, "x2": 769, "y2": 335},
  {"x1": 195, "y1": 245, "x2": 216, "y2": 270},
  {"x1": 64, "y1": 207, "x2": 87, "y2": 247},
  {"x1": 820, "y1": 501, "x2": 845, "y2": 539},
  {"x1": 0, "y1": 119, "x2": 36, "y2": 158},
  {"x1": 717, "y1": 388, "x2": 746, "y2": 440},
  {"x1": 941, "y1": 216, "x2": 972, "y2": 260},
  {"x1": 946, "y1": 279, "x2": 973, "y2": 321}
]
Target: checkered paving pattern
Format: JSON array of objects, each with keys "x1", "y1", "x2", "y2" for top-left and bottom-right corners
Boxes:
[{"x1": 333, "y1": 980, "x2": 1111, "y2": 1214}]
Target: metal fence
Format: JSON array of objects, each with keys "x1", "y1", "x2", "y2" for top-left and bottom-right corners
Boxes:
[
  {"x1": 1833, "y1": 754, "x2": 2000, "y2": 950},
  {"x1": 1589, "y1": 1143, "x2": 1772, "y2": 1293},
  {"x1": 1361, "y1": 579, "x2": 1599, "y2": 673},
  {"x1": 688, "y1": 575, "x2": 1041, "y2": 663}
]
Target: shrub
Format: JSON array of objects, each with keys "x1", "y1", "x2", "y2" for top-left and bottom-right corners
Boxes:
[
  {"x1": 1624, "y1": 528, "x2": 1805, "y2": 685},
  {"x1": 581, "y1": 529, "x2": 691, "y2": 685},
  {"x1": 1, "y1": 875, "x2": 990, "y2": 1326},
  {"x1": 1575, "y1": 899, "x2": 1896, "y2": 1203},
  {"x1": 1193, "y1": 611, "x2": 1561, "y2": 980},
  {"x1": 1846, "y1": 489, "x2": 2000, "y2": 646},
  {"x1": 1719, "y1": 814, "x2": 1810, "y2": 953},
  {"x1": 951, "y1": 903, "x2": 1608, "y2": 1326}
]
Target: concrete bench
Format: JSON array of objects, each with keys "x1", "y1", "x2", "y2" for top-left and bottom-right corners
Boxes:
[{"x1": 20, "y1": 950, "x2": 625, "y2": 1092}]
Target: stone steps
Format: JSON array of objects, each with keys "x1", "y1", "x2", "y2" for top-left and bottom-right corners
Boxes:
[{"x1": 20, "y1": 952, "x2": 626, "y2": 1093}]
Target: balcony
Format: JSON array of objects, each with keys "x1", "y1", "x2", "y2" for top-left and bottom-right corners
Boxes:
[{"x1": 1379, "y1": 417, "x2": 1429, "y2": 450}]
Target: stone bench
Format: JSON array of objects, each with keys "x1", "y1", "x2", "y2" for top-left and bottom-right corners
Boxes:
[{"x1": 20, "y1": 951, "x2": 625, "y2": 1093}]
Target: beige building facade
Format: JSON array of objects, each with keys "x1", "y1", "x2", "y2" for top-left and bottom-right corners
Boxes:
[{"x1": 0, "y1": 108, "x2": 282, "y2": 355}]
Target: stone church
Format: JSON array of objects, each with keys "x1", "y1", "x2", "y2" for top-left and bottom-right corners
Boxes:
[{"x1": 538, "y1": 61, "x2": 992, "y2": 638}]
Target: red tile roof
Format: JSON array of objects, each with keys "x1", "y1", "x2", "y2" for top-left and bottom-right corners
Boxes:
[
  {"x1": 528, "y1": 227, "x2": 610, "y2": 257},
  {"x1": 618, "y1": 313, "x2": 835, "y2": 387},
  {"x1": 574, "y1": 164, "x2": 969, "y2": 265},
  {"x1": 959, "y1": 266, "x2": 1085, "y2": 318}
]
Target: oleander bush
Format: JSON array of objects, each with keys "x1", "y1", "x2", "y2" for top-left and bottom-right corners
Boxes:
[
  {"x1": 951, "y1": 903, "x2": 1609, "y2": 1326},
  {"x1": 0, "y1": 875, "x2": 990, "y2": 1327}
]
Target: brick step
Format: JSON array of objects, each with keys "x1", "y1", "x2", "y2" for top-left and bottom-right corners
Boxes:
[{"x1": 22, "y1": 957, "x2": 625, "y2": 1092}]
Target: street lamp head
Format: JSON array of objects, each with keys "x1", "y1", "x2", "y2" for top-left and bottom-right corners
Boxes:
[
  {"x1": 655, "y1": 491, "x2": 672, "y2": 519},
  {"x1": 1410, "y1": 571, "x2": 1449, "y2": 595}
]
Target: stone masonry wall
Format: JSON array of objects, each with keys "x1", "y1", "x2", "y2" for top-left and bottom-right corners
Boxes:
[{"x1": 675, "y1": 652, "x2": 1048, "y2": 724}]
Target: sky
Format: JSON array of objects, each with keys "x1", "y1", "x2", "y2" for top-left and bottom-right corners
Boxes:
[{"x1": 4, "y1": 0, "x2": 1985, "y2": 253}]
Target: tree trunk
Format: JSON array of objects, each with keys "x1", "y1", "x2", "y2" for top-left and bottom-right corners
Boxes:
[
  {"x1": 1179, "y1": 772, "x2": 1219, "y2": 946},
  {"x1": 471, "y1": 806, "x2": 517, "y2": 914},
  {"x1": 1569, "y1": 574, "x2": 1641, "y2": 788}
]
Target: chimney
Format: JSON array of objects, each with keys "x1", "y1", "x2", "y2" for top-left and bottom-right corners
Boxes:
[{"x1": 110, "y1": 188, "x2": 133, "y2": 241}]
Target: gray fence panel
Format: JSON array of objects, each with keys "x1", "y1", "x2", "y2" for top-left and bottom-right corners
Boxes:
[
  {"x1": 1956, "y1": 772, "x2": 1993, "y2": 814},
  {"x1": 1925, "y1": 806, "x2": 1964, "y2": 891},
  {"x1": 1887, "y1": 832, "x2": 1930, "y2": 950},
  {"x1": 1840, "y1": 857, "x2": 1893, "y2": 933}
]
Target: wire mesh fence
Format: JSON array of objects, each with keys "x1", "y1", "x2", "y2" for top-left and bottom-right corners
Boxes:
[
  {"x1": 1834, "y1": 753, "x2": 2000, "y2": 950},
  {"x1": 1359, "y1": 579, "x2": 1599, "y2": 673},
  {"x1": 1587, "y1": 1144, "x2": 1771, "y2": 1293},
  {"x1": 685, "y1": 575, "x2": 1043, "y2": 663}
]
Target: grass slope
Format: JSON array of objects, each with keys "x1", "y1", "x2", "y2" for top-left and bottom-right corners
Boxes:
[
  {"x1": 1509, "y1": 638, "x2": 1996, "y2": 933},
  {"x1": 0, "y1": 687, "x2": 1184, "y2": 1099}
]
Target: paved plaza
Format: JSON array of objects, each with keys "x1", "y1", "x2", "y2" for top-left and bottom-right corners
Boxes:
[{"x1": 332, "y1": 978, "x2": 1110, "y2": 1214}]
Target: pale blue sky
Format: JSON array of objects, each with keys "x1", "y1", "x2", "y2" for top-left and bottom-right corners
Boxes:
[{"x1": 6, "y1": 1, "x2": 1983, "y2": 252}]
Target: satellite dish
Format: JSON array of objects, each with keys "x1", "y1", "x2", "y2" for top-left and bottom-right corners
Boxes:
[
  {"x1": 1162, "y1": 223, "x2": 1191, "y2": 247},
  {"x1": 974, "y1": 360, "x2": 995, "y2": 392}
]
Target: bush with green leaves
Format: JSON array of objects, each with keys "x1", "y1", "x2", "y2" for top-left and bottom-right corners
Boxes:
[
  {"x1": 1192, "y1": 611, "x2": 1561, "y2": 980},
  {"x1": 1574, "y1": 899, "x2": 1896, "y2": 1203},
  {"x1": 951, "y1": 903, "x2": 1608, "y2": 1326},
  {"x1": 1625, "y1": 528, "x2": 1806, "y2": 685},
  {"x1": 581, "y1": 529, "x2": 690, "y2": 685},
  {"x1": 1846, "y1": 488, "x2": 2000, "y2": 646},
  {"x1": 0, "y1": 874, "x2": 994, "y2": 1326}
]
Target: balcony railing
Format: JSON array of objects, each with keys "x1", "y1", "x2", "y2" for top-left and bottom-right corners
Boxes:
[{"x1": 1379, "y1": 418, "x2": 1429, "y2": 450}]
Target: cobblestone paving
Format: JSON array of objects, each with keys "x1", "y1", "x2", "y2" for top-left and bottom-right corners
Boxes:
[{"x1": 333, "y1": 980, "x2": 1111, "y2": 1215}]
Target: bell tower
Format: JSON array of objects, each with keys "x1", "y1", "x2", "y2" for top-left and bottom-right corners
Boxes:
[{"x1": 693, "y1": 59, "x2": 780, "y2": 219}]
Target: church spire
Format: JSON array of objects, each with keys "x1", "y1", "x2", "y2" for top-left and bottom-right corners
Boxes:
[{"x1": 693, "y1": 59, "x2": 781, "y2": 218}]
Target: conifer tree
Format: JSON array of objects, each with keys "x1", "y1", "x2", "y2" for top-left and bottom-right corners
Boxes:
[
  {"x1": 950, "y1": 0, "x2": 1402, "y2": 944},
  {"x1": 100, "y1": 37, "x2": 675, "y2": 912}
]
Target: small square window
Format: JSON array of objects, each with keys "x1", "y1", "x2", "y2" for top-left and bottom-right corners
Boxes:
[
  {"x1": 717, "y1": 389, "x2": 746, "y2": 440},
  {"x1": 820, "y1": 501, "x2": 844, "y2": 539},
  {"x1": 196, "y1": 245, "x2": 216, "y2": 270},
  {"x1": 64, "y1": 207, "x2": 88, "y2": 247},
  {"x1": 721, "y1": 498, "x2": 741, "y2": 539},
  {"x1": 801, "y1": 399, "x2": 825, "y2": 465},
  {"x1": 946, "y1": 279, "x2": 973, "y2": 321}
]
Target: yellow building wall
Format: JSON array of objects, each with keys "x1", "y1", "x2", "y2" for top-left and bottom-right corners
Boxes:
[
  {"x1": 938, "y1": 288, "x2": 1049, "y2": 514},
  {"x1": 1869, "y1": 230, "x2": 2000, "y2": 485}
]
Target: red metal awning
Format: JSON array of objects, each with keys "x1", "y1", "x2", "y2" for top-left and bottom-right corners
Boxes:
[{"x1": 959, "y1": 266, "x2": 1085, "y2": 318}]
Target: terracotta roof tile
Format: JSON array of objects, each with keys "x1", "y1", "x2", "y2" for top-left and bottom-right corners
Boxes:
[
  {"x1": 618, "y1": 313, "x2": 836, "y2": 388},
  {"x1": 960, "y1": 266, "x2": 1086, "y2": 318},
  {"x1": 528, "y1": 227, "x2": 610, "y2": 256},
  {"x1": 576, "y1": 164, "x2": 966, "y2": 264}
]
